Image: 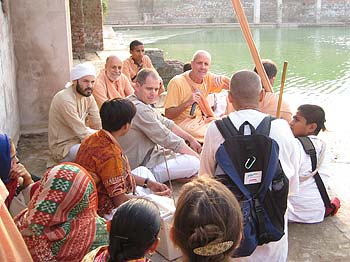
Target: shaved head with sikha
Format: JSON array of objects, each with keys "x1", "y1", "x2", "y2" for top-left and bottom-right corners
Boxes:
[{"x1": 229, "y1": 70, "x2": 263, "y2": 110}]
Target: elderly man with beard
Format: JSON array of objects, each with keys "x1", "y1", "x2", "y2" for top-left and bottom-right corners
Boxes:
[
  {"x1": 93, "y1": 55, "x2": 134, "y2": 109},
  {"x1": 48, "y1": 62, "x2": 101, "y2": 165}
]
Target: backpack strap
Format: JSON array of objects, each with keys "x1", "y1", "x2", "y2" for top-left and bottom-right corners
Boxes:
[
  {"x1": 215, "y1": 117, "x2": 239, "y2": 139},
  {"x1": 297, "y1": 137, "x2": 332, "y2": 209},
  {"x1": 255, "y1": 115, "x2": 275, "y2": 136}
]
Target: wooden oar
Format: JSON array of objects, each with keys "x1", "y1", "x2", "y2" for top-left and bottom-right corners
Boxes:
[
  {"x1": 276, "y1": 61, "x2": 288, "y2": 118},
  {"x1": 230, "y1": 0, "x2": 273, "y2": 92}
]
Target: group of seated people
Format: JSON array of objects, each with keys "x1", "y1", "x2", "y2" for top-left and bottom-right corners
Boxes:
[{"x1": 0, "y1": 39, "x2": 337, "y2": 261}]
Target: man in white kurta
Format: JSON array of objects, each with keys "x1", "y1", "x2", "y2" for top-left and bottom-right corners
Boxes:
[
  {"x1": 288, "y1": 136, "x2": 331, "y2": 223},
  {"x1": 199, "y1": 70, "x2": 299, "y2": 262},
  {"x1": 48, "y1": 63, "x2": 101, "y2": 165}
]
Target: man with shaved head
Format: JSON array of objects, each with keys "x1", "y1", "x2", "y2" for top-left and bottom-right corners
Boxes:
[
  {"x1": 93, "y1": 55, "x2": 134, "y2": 109},
  {"x1": 164, "y1": 50, "x2": 230, "y2": 142},
  {"x1": 199, "y1": 70, "x2": 299, "y2": 261},
  {"x1": 226, "y1": 59, "x2": 292, "y2": 122}
]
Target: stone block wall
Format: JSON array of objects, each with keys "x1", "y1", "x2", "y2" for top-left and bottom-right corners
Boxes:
[
  {"x1": 0, "y1": 0, "x2": 20, "y2": 142},
  {"x1": 83, "y1": 0, "x2": 104, "y2": 51},
  {"x1": 70, "y1": 0, "x2": 85, "y2": 59},
  {"x1": 70, "y1": 0, "x2": 104, "y2": 58},
  {"x1": 283, "y1": 0, "x2": 317, "y2": 23},
  {"x1": 321, "y1": 0, "x2": 350, "y2": 23},
  {"x1": 260, "y1": 0, "x2": 278, "y2": 23},
  {"x1": 107, "y1": 0, "x2": 350, "y2": 24}
]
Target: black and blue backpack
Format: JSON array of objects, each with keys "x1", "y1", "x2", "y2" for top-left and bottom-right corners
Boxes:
[{"x1": 214, "y1": 115, "x2": 289, "y2": 257}]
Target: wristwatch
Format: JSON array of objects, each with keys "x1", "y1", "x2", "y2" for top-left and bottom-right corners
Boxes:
[{"x1": 143, "y1": 178, "x2": 149, "y2": 188}]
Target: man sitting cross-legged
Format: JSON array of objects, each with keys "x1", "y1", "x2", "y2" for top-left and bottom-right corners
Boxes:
[
  {"x1": 48, "y1": 62, "x2": 101, "y2": 165},
  {"x1": 118, "y1": 68, "x2": 202, "y2": 183},
  {"x1": 75, "y1": 98, "x2": 171, "y2": 219},
  {"x1": 93, "y1": 55, "x2": 134, "y2": 109},
  {"x1": 164, "y1": 50, "x2": 229, "y2": 143}
]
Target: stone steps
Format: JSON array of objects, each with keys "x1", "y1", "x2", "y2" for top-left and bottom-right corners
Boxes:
[{"x1": 104, "y1": 0, "x2": 142, "y2": 25}]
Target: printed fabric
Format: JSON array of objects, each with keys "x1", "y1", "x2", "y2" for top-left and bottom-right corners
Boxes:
[
  {"x1": 75, "y1": 130, "x2": 136, "y2": 217},
  {"x1": 14, "y1": 163, "x2": 109, "y2": 262},
  {"x1": 83, "y1": 245, "x2": 151, "y2": 262}
]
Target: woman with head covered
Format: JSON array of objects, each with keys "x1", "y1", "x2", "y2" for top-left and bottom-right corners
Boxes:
[
  {"x1": 0, "y1": 134, "x2": 36, "y2": 217},
  {"x1": 14, "y1": 163, "x2": 109, "y2": 262}
]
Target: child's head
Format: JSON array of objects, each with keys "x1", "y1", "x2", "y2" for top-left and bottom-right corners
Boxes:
[
  {"x1": 109, "y1": 198, "x2": 161, "y2": 262},
  {"x1": 129, "y1": 40, "x2": 145, "y2": 63},
  {"x1": 172, "y1": 177, "x2": 242, "y2": 262},
  {"x1": 290, "y1": 104, "x2": 326, "y2": 137},
  {"x1": 100, "y1": 98, "x2": 136, "y2": 132}
]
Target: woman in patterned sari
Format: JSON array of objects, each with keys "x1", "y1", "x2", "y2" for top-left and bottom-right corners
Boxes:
[{"x1": 14, "y1": 163, "x2": 109, "y2": 262}]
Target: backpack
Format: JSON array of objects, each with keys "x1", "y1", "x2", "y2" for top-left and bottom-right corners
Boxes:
[
  {"x1": 214, "y1": 116, "x2": 289, "y2": 257},
  {"x1": 297, "y1": 137, "x2": 340, "y2": 217}
]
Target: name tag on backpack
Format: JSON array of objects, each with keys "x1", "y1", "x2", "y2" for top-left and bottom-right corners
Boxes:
[{"x1": 244, "y1": 171, "x2": 262, "y2": 185}]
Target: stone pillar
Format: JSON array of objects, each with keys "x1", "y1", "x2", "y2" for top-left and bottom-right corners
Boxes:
[
  {"x1": 83, "y1": 0, "x2": 104, "y2": 51},
  {"x1": 10, "y1": 0, "x2": 72, "y2": 133},
  {"x1": 254, "y1": 0, "x2": 261, "y2": 24},
  {"x1": 316, "y1": 0, "x2": 322, "y2": 24},
  {"x1": 277, "y1": 0, "x2": 283, "y2": 24},
  {"x1": 70, "y1": 0, "x2": 85, "y2": 59},
  {"x1": 0, "y1": 0, "x2": 20, "y2": 142}
]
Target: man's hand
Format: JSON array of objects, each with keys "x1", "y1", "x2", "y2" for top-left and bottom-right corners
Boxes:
[
  {"x1": 214, "y1": 75, "x2": 230, "y2": 89},
  {"x1": 158, "y1": 78, "x2": 165, "y2": 95},
  {"x1": 186, "y1": 91, "x2": 201, "y2": 107},
  {"x1": 188, "y1": 137, "x2": 202, "y2": 154},
  {"x1": 147, "y1": 180, "x2": 172, "y2": 197}
]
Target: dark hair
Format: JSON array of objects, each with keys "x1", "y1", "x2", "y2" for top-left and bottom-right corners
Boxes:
[
  {"x1": 135, "y1": 68, "x2": 159, "y2": 86},
  {"x1": 108, "y1": 198, "x2": 161, "y2": 262},
  {"x1": 100, "y1": 98, "x2": 136, "y2": 132},
  {"x1": 253, "y1": 59, "x2": 277, "y2": 80},
  {"x1": 183, "y1": 63, "x2": 192, "y2": 72},
  {"x1": 130, "y1": 40, "x2": 144, "y2": 50},
  {"x1": 298, "y1": 104, "x2": 326, "y2": 135},
  {"x1": 173, "y1": 177, "x2": 242, "y2": 262}
]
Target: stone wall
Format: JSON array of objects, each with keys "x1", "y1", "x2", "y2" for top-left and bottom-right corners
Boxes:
[
  {"x1": 70, "y1": 0, "x2": 104, "y2": 59},
  {"x1": 10, "y1": 0, "x2": 72, "y2": 133},
  {"x1": 0, "y1": 0, "x2": 20, "y2": 142},
  {"x1": 106, "y1": 0, "x2": 350, "y2": 24},
  {"x1": 83, "y1": 0, "x2": 104, "y2": 51},
  {"x1": 70, "y1": 0, "x2": 85, "y2": 59}
]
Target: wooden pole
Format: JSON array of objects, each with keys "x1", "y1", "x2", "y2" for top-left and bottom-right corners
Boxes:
[
  {"x1": 230, "y1": 0, "x2": 273, "y2": 92},
  {"x1": 276, "y1": 61, "x2": 288, "y2": 118}
]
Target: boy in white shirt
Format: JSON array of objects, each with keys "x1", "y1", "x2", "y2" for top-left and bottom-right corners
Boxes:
[{"x1": 288, "y1": 104, "x2": 337, "y2": 223}]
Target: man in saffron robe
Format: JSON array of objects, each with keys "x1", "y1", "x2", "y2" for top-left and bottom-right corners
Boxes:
[
  {"x1": 226, "y1": 59, "x2": 293, "y2": 122},
  {"x1": 164, "y1": 50, "x2": 229, "y2": 143},
  {"x1": 93, "y1": 55, "x2": 134, "y2": 109}
]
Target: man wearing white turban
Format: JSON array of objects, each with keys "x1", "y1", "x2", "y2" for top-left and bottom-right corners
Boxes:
[{"x1": 48, "y1": 62, "x2": 102, "y2": 166}]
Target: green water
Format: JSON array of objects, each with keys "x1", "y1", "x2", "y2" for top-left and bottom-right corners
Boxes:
[
  {"x1": 117, "y1": 27, "x2": 350, "y2": 95},
  {"x1": 116, "y1": 26, "x2": 350, "y2": 162}
]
